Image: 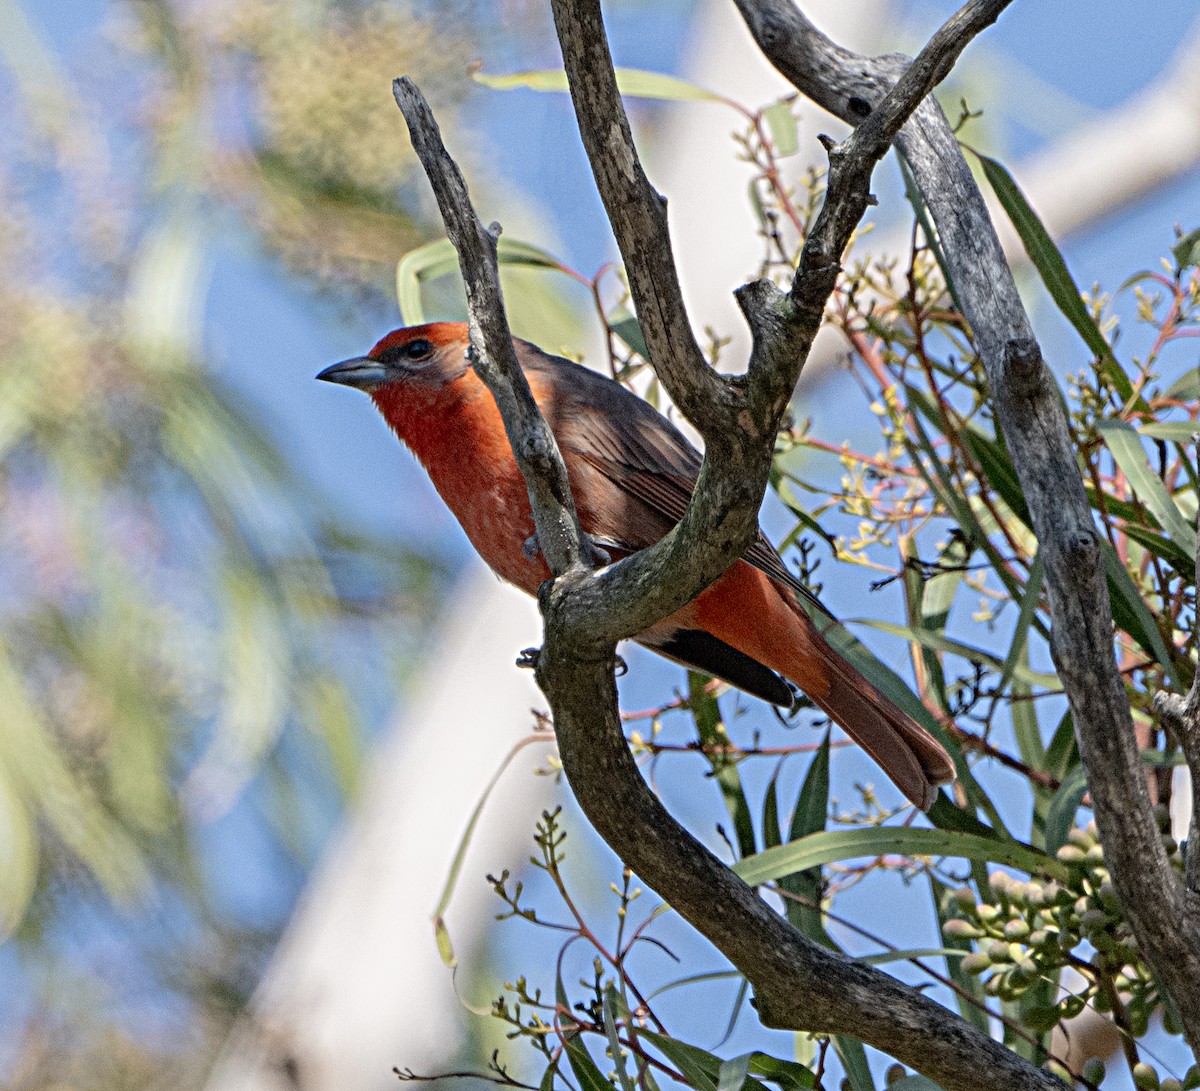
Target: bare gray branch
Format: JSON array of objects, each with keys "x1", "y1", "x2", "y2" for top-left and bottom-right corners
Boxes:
[{"x1": 734, "y1": 0, "x2": 1200, "y2": 1049}]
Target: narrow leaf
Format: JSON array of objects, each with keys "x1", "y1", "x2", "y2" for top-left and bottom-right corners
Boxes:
[
  {"x1": 746, "y1": 1053, "x2": 815, "y2": 1091},
  {"x1": 396, "y1": 237, "x2": 567, "y2": 325},
  {"x1": 1101, "y1": 541, "x2": 1182, "y2": 688},
  {"x1": 1165, "y1": 368, "x2": 1200, "y2": 402},
  {"x1": 887, "y1": 1076, "x2": 945, "y2": 1090},
  {"x1": 1097, "y1": 419, "x2": 1196, "y2": 555},
  {"x1": 565, "y1": 1037, "x2": 614, "y2": 1091},
  {"x1": 603, "y1": 987, "x2": 637, "y2": 1091},
  {"x1": 996, "y1": 550, "x2": 1044, "y2": 697},
  {"x1": 640, "y1": 1031, "x2": 720, "y2": 1091},
  {"x1": 857, "y1": 947, "x2": 968, "y2": 967},
  {"x1": 474, "y1": 67, "x2": 721, "y2": 102},
  {"x1": 832, "y1": 1037, "x2": 874, "y2": 1091},
  {"x1": 929, "y1": 876, "x2": 990, "y2": 1033},
  {"x1": 1172, "y1": 227, "x2": 1200, "y2": 272},
  {"x1": 1044, "y1": 764, "x2": 1089, "y2": 855},
  {"x1": 780, "y1": 733, "x2": 832, "y2": 945},
  {"x1": 762, "y1": 101, "x2": 798, "y2": 157},
  {"x1": 858, "y1": 621, "x2": 1058, "y2": 689},
  {"x1": 717, "y1": 1055, "x2": 751, "y2": 1091},
  {"x1": 431, "y1": 735, "x2": 553, "y2": 966},
  {"x1": 978, "y1": 155, "x2": 1115, "y2": 369},
  {"x1": 1121, "y1": 522, "x2": 1195, "y2": 575},
  {"x1": 607, "y1": 307, "x2": 649, "y2": 360},
  {"x1": 690, "y1": 673, "x2": 756, "y2": 861},
  {"x1": 734, "y1": 827, "x2": 1066, "y2": 887}
]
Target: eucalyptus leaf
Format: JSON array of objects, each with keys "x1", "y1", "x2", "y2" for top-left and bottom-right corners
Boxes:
[
  {"x1": 474, "y1": 66, "x2": 722, "y2": 102},
  {"x1": 734, "y1": 827, "x2": 1066, "y2": 887}
]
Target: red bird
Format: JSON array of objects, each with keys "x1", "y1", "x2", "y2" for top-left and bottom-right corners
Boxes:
[{"x1": 318, "y1": 322, "x2": 955, "y2": 809}]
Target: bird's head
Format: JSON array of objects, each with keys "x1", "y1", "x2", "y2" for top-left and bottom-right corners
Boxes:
[{"x1": 316, "y1": 322, "x2": 472, "y2": 396}]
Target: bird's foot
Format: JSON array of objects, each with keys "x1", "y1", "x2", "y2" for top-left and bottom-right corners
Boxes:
[
  {"x1": 525, "y1": 532, "x2": 612, "y2": 568},
  {"x1": 585, "y1": 535, "x2": 611, "y2": 566},
  {"x1": 516, "y1": 647, "x2": 541, "y2": 670}
]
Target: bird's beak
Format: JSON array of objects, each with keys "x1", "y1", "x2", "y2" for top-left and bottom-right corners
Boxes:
[{"x1": 316, "y1": 356, "x2": 389, "y2": 390}]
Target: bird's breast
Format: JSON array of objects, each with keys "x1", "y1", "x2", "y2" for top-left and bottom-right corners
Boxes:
[{"x1": 395, "y1": 382, "x2": 552, "y2": 594}]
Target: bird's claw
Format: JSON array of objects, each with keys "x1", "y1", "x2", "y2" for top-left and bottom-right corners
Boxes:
[
  {"x1": 516, "y1": 647, "x2": 541, "y2": 670},
  {"x1": 586, "y1": 536, "x2": 611, "y2": 566},
  {"x1": 525, "y1": 532, "x2": 611, "y2": 568}
]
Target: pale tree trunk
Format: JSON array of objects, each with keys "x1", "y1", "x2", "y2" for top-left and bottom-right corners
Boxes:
[{"x1": 202, "y1": 574, "x2": 550, "y2": 1091}]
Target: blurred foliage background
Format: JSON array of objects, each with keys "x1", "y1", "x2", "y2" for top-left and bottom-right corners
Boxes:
[{"x1": 0, "y1": 0, "x2": 509, "y2": 1083}]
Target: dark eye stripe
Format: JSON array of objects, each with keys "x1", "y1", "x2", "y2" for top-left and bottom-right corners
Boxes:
[{"x1": 379, "y1": 338, "x2": 434, "y2": 365}]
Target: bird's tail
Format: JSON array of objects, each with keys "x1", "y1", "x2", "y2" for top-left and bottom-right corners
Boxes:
[{"x1": 776, "y1": 597, "x2": 957, "y2": 811}]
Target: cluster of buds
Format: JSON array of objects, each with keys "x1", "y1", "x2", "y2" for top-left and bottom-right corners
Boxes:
[{"x1": 943, "y1": 816, "x2": 1184, "y2": 1037}]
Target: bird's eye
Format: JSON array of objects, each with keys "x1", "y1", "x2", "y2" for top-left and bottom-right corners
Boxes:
[
  {"x1": 379, "y1": 338, "x2": 435, "y2": 366},
  {"x1": 402, "y1": 338, "x2": 434, "y2": 361}
]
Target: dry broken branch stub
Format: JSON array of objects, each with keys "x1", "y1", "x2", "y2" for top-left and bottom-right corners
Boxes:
[{"x1": 392, "y1": 77, "x2": 590, "y2": 580}]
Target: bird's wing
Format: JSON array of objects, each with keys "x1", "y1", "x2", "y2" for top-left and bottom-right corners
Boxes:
[{"x1": 526, "y1": 348, "x2": 832, "y2": 618}]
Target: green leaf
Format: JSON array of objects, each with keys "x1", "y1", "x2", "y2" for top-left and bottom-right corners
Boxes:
[
  {"x1": 1096, "y1": 419, "x2": 1197, "y2": 556},
  {"x1": 1164, "y1": 368, "x2": 1200, "y2": 402},
  {"x1": 432, "y1": 916, "x2": 455, "y2": 969},
  {"x1": 0, "y1": 640, "x2": 150, "y2": 906},
  {"x1": 603, "y1": 987, "x2": 637, "y2": 1091},
  {"x1": 929, "y1": 876, "x2": 990, "y2": 1033},
  {"x1": 978, "y1": 154, "x2": 1115, "y2": 369},
  {"x1": 718, "y1": 1055, "x2": 751, "y2": 1091},
  {"x1": 762, "y1": 776, "x2": 783, "y2": 851},
  {"x1": 733, "y1": 827, "x2": 1067, "y2": 887},
  {"x1": 791, "y1": 732, "x2": 830, "y2": 842},
  {"x1": 565, "y1": 1036, "x2": 614, "y2": 1091},
  {"x1": 690, "y1": 673, "x2": 756, "y2": 861},
  {"x1": 1044, "y1": 764, "x2": 1089, "y2": 855},
  {"x1": 559, "y1": 975, "x2": 612, "y2": 1091},
  {"x1": 645, "y1": 970, "x2": 741, "y2": 1002},
  {"x1": 1138, "y1": 421, "x2": 1200, "y2": 443},
  {"x1": 474, "y1": 66, "x2": 722, "y2": 102},
  {"x1": 762, "y1": 101, "x2": 799, "y2": 157},
  {"x1": 396, "y1": 237, "x2": 567, "y2": 325},
  {"x1": 1140, "y1": 748, "x2": 1187, "y2": 767},
  {"x1": 745, "y1": 1053, "x2": 815, "y2": 1091},
  {"x1": 1172, "y1": 227, "x2": 1200, "y2": 272},
  {"x1": 925, "y1": 793, "x2": 1001, "y2": 840},
  {"x1": 1101, "y1": 541, "x2": 1182, "y2": 689},
  {"x1": 1043, "y1": 711, "x2": 1079, "y2": 783},
  {"x1": 431, "y1": 735, "x2": 554, "y2": 967},
  {"x1": 898, "y1": 154, "x2": 963, "y2": 314},
  {"x1": 832, "y1": 1037, "x2": 873, "y2": 1091},
  {"x1": 857, "y1": 947, "x2": 968, "y2": 967},
  {"x1": 996, "y1": 550, "x2": 1044, "y2": 698},
  {"x1": 607, "y1": 306, "x2": 649, "y2": 360},
  {"x1": 904, "y1": 406, "x2": 1047, "y2": 645},
  {"x1": 887, "y1": 1077, "x2": 945, "y2": 1090},
  {"x1": 1120, "y1": 522, "x2": 1195, "y2": 575},
  {"x1": 805, "y1": 598, "x2": 1007, "y2": 834},
  {"x1": 961, "y1": 430, "x2": 1033, "y2": 530},
  {"x1": 0, "y1": 763, "x2": 38, "y2": 938},
  {"x1": 640, "y1": 1031, "x2": 721, "y2": 1091},
  {"x1": 920, "y1": 532, "x2": 973, "y2": 629},
  {"x1": 857, "y1": 621, "x2": 1058, "y2": 689},
  {"x1": 780, "y1": 732, "x2": 831, "y2": 944}
]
